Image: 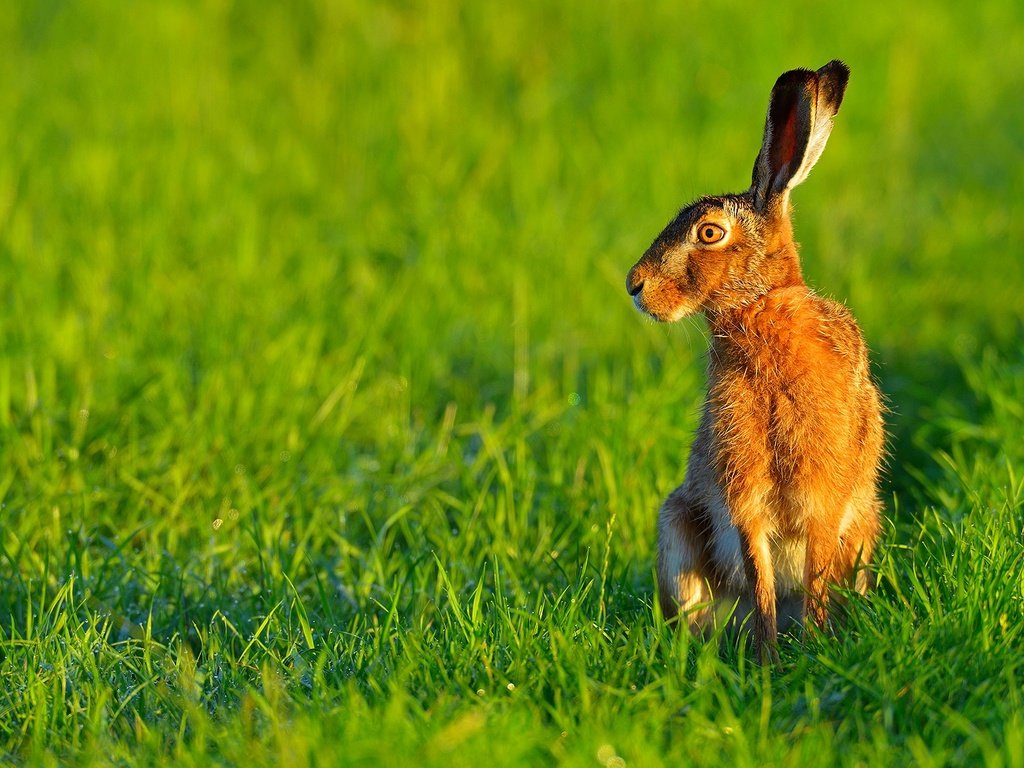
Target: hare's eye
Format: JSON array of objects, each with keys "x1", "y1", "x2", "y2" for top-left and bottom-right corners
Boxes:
[{"x1": 697, "y1": 223, "x2": 726, "y2": 244}]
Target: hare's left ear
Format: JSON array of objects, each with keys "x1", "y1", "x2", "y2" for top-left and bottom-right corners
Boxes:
[{"x1": 751, "y1": 60, "x2": 850, "y2": 212}]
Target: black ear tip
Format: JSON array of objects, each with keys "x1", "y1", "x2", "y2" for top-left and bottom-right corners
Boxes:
[
  {"x1": 819, "y1": 60, "x2": 850, "y2": 86},
  {"x1": 820, "y1": 59, "x2": 850, "y2": 76},
  {"x1": 772, "y1": 67, "x2": 816, "y2": 93},
  {"x1": 817, "y1": 60, "x2": 850, "y2": 104}
]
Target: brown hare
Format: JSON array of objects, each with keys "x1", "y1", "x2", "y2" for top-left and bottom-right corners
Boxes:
[{"x1": 626, "y1": 61, "x2": 883, "y2": 660}]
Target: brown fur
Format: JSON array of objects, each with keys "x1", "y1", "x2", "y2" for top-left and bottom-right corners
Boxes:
[{"x1": 626, "y1": 61, "x2": 883, "y2": 660}]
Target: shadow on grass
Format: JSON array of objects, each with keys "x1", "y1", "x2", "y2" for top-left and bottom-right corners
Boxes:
[
  {"x1": 876, "y1": 318, "x2": 1023, "y2": 506},
  {"x1": 876, "y1": 350, "x2": 967, "y2": 504},
  {"x1": 884, "y1": 325, "x2": 1019, "y2": 499}
]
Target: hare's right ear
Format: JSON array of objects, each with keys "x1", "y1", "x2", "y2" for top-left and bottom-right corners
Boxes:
[{"x1": 750, "y1": 60, "x2": 850, "y2": 212}]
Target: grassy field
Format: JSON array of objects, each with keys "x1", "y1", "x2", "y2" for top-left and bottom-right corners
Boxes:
[{"x1": 2, "y1": 0, "x2": 1023, "y2": 765}]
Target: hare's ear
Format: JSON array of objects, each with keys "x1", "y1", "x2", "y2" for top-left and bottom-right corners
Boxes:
[{"x1": 750, "y1": 60, "x2": 850, "y2": 212}]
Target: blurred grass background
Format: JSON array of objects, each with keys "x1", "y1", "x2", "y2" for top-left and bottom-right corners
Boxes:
[{"x1": 1, "y1": 1, "x2": 1022, "y2": 765}]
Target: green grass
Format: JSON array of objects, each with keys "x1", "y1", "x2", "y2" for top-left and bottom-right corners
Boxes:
[{"x1": 2, "y1": 0, "x2": 1023, "y2": 765}]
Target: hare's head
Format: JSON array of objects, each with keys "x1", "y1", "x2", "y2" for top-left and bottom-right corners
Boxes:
[{"x1": 627, "y1": 60, "x2": 850, "y2": 321}]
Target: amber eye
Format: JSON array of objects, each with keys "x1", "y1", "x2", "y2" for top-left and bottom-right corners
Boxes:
[{"x1": 697, "y1": 223, "x2": 726, "y2": 244}]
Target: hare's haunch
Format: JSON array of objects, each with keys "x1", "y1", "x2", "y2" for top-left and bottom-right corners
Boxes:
[{"x1": 626, "y1": 61, "x2": 883, "y2": 660}]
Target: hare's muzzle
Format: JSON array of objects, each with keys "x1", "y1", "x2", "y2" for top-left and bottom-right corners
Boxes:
[{"x1": 626, "y1": 266, "x2": 645, "y2": 297}]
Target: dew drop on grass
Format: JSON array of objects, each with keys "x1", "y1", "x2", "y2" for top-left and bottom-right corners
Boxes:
[{"x1": 212, "y1": 519, "x2": 223, "y2": 530}]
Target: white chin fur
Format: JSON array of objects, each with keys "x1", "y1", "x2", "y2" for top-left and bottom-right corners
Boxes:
[{"x1": 665, "y1": 303, "x2": 691, "y2": 323}]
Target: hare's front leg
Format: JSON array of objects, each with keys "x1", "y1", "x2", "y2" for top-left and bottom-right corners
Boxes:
[
  {"x1": 735, "y1": 519, "x2": 779, "y2": 662},
  {"x1": 803, "y1": 516, "x2": 841, "y2": 630}
]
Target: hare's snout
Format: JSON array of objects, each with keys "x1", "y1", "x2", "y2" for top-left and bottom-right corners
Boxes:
[
  {"x1": 626, "y1": 266, "x2": 645, "y2": 297},
  {"x1": 626, "y1": 262, "x2": 656, "y2": 316},
  {"x1": 626, "y1": 259, "x2": 696, "y2": 322}
]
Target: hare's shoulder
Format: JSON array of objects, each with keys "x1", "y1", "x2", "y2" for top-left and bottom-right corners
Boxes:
[
  {"x1": 804, "y1": 292, "x2": 870, "y2": 367},
  {"x1": 710, "y1": 288, "x2": 869, "y2": 387},
  {"x1": 757, "y1": 288, "x2": 868, "y2": 364}
]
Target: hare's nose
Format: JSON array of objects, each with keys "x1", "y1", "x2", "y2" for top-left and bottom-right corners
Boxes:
[{"x1": 626, "y1": 267, "x2": 645, "y2": 297}]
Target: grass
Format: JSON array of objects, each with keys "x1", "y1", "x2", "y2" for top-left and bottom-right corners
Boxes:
[{"x1": 1, "y1": 0, "x2": 1023, "y2": 765}]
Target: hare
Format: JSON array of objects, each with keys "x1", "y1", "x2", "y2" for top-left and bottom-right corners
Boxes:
[{"x1": 626, "y1": 61, "x2": 883, "y2": 659}]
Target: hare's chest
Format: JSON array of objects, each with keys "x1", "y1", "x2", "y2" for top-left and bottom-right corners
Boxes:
[
  {"x1": 706, "y1": 359, "x2": 847, "y2": 526},
  {"x1": 711, "y1": 331, "x2": 846, "y2": 440}
]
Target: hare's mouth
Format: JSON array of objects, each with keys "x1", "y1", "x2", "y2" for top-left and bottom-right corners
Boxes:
[{"x1": 634, "y1": 280, "x2": 696, "y2": 323}]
